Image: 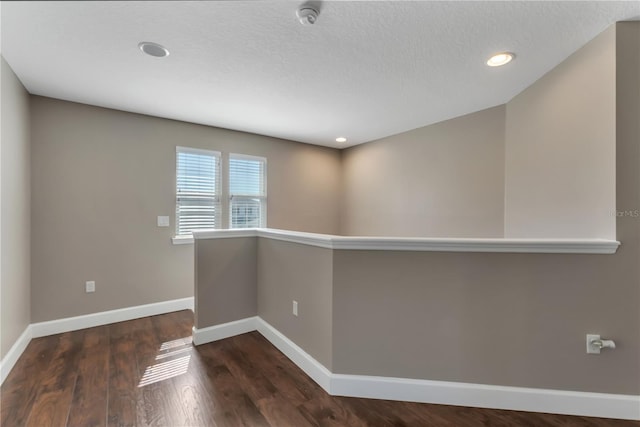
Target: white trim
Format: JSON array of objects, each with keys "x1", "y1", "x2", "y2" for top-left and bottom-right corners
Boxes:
[
  {"x1": 176, "y1": 145, "x2": 221, "y2": 157},
  {"x1": 228, "y1": 152, "x2": 268, "y2": 163},
  {"x1": 192, "y1": 228, "x2": 257, "y2": 240},
  {"x1": 172, "y1": 235, "x2": 194, "y2": 245},
  {"x1": 191, "y1": 228, "x2": 621, "y2": 254},
  {"x1": 171, "y1": 236, "x2": 195, "y2": 245},
  {"x1": 256, "y1": 318, "x2": 333, "y2": 391},
  {"x1": 330, "y1": 374, "x2": 640, "y2": 421},
  {"x1": 193, "y1": 316, "x2": 639, "y2": 420},
  {"x1": 0, "y1": 325, "x2": 33, "y2": 385},
  {"x1": 329, "y1": 236, "x2": 620, "y2": 254},
  {"x1": 31, "y1": 297, "x2": 194, "y2": 338},
  {"x1": 192, "y1": 317, "x2": 259, "y2": 345},
  {"x1": 258, "y1": 228, "x2": 335, "y2": 249}
]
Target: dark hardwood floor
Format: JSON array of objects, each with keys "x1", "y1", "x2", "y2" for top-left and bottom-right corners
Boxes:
[{"x1": 1, "y1": 310, "x2": 637, "y2": 427}]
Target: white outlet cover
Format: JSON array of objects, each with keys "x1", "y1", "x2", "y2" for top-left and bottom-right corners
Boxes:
[
  {"x1": 85, "y1": 280, "x2": 96, "y2": 293},
  {"x1": 157, "y1": 216, "x2": 170, "y2": 227},
  {"x1": 293, "y1": 300, "x2": 298, "y2": 316}
]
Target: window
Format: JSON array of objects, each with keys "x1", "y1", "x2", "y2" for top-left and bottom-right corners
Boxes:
[
  {"x1": 229, "y1": 154, "x2": 267, "y2": 228},
  {"x1": 175, "y1": 147, "x2": 221, "y2": 236}
]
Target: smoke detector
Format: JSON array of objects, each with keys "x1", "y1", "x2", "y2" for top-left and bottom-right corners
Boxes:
[{"x1": 297, "y1": 7, "x2": 319, "y2": 25}]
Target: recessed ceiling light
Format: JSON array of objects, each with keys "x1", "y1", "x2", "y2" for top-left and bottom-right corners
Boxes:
[
  {"x1": 138, "y1": 42, "x2": 170, "y2": 58},
  {"x1": 486, "y1": 52, "x2": 514, "y2": 67},
  {"x1": 335, "y1": 137, "x2": 347, "y2": 143}
]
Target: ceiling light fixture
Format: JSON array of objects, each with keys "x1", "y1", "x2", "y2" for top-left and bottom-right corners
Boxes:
[
  {"x1": 486, "y1": 52, "x2": 514, "y2": 67},
  {"x1": 138, "y1": 42, "x2": 170, "y2": 58},
  {"x1": 335, "y1": 137, "x2": 347, "y2": 143},
  {"x1": 297, "y1": 6, "x2": 319, "y2": 25}
]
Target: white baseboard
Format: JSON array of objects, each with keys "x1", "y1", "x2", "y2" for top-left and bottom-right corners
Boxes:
[
  {"x1": 192, "y1": 317, "x2": 258, "y2": 346},
  {"x1": 256, "y1": 318, "x2": 333, "y2": 391},
  {"x1": 330, "y1": 374, "x2": 640, "y2": 421},
  {"x1": 31, "y1": 297, "x2": 194, "y2": 338},
  {"x1": 194, "y1": 316, "x2": 640, "y2": 421},
  {"x1": 0, "y1": 325, "x2": 33, "y2": 385}
]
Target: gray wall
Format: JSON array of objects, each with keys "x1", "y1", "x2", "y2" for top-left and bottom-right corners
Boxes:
[
  {"x1": 194, "y1": 237, "x2": 334, "y2": 369},
  {"x1": 330, "y1": 22, "x2": 638, "y2": 395},
  {"x1": 195, "y1": 237, "x2": 257, "y2": 329},
  {"x1": 332, "y1": 248, "x2": 639, "y2": 394},
  {"x1": 1, "y1": 57, "x2": 31, "y2": 359},
  {"x1": 504, "y1": 26, "x2": 616, "y2": 239},
  {"x1": 30, "y1": 97, "x2": 342, "y2": 322},
  {"x1": 257, "y1": 238, "x2": 333, "y2": 369},
  {"x1": 341, "y1": 106, "x2": 506, "y2": 237}
]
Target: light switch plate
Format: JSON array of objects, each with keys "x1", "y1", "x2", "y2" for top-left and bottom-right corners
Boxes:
[{"x1": 157, "y1": 216, "x2": 170, "y2": 227}]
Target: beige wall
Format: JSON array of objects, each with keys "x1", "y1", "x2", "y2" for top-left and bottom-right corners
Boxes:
[
  {"x1": 341, "y1": 105, "x2": 505, "y2": 237},
  {"x1": 332, "y1": 248, "x2": 639, "y2": 394},
  {"x1": 0, "y1": 57, "x2": 31, "y2": 359},
  {"x1": 30, "y1": 97, "x2": 341, "y2": 322},
  {"x1": 194, "y1": 236, "x2": 334, "y2": 369},
  {"x1": 194, "y1": 237, "x2": 257, "y2": 329},
  {"x1": 332, "y1": 23, "x2": 639, "y2": 394},
  {"x1": 257, "y1": 238, "x2": 333, "y2": 369},
  {"x1": 504, "y1": 26, "x2": 617, "y2": 239}
]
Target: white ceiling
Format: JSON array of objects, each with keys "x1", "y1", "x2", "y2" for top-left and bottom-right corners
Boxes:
[{"x1": 1, "y1": 1, "x2": 638, "y2": 148}]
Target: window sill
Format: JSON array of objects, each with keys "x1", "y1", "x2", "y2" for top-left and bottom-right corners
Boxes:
[{"x1": 172, "y1": 235, "x2": 195, "y2": 245}]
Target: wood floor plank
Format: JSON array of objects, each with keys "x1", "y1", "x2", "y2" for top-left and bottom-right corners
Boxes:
[
  {"x1": 236, "y1": 332, "x2": 313, "y2": 405},
  {"x1": 190, "y1": 345, "x2": 248, "y2": 427},
  {"x1": 341, "y1": 396, "x2": 441, "y2": 427},
  {"x1": 149, "y1": 312, "x2": 218, "y2": 427},
  {"x1": 197, "y1": 344, "x2": 271, "y2": 427},
  {"x1": 66, "y1": 325, "x2": 110, "y2": 427},
  {"x1": 0, "y1": 335, "x2": 60, "y2": 426},
  {"x1": 24, "y1": 331, "x2": 85, "y2": 427},
  {"x1": 298, "y1": 391, "x2": 370, "y2": 427},
  {"x1": 255, "y1": 394, "x2": 318, "y2": 427},
  {"x1": 3, "y1": 310, "x2": 639, "y2": 427},
  {"x1": 107, "y1": 320, "x2": 139, "y2": 427},
  {"x1": 220, "y1": 337, "x2": 278, "y2": 401},
  {"x1": 136, "y1": 316, "x2": 189, "y2": 427}
]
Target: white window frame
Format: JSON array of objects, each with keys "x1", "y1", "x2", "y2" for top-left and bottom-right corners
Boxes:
[
  {"x1": 175, "y1": 146, "x2": 222, "y2": 238},
  {"x1": 228, "y1": 153, "x2": 267, "y2": 229}
]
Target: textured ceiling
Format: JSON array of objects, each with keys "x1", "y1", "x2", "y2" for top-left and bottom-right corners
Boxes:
[{"x1": 1, "y1": 1, "x2": 638, "y2": 148}]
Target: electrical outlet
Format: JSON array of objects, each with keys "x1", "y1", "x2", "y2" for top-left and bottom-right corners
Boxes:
[
  {"x1": 586, "y1": 334, "x2": 601, "y2": 354},
  {"x1": 157, "y1": 216, "x2": 170, "y2": 227},
  {"x1": 293, "y1": 300, "x2": 298, "y2": 316},
  {"x1": 85, "y1": 281, "x2": 95, "y2": 293}
]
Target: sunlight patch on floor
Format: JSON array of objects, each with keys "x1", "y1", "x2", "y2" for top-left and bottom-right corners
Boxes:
[{"x1": 138, "y1": 336, "x2": 193, "y2": 387}]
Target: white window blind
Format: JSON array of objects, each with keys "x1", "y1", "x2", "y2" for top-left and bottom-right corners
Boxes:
[
  {"x1": 176, "y1": 147, "x2": 221, "y2": 235},
  {"x1": 229, "y1": 154, "x2": 266, "y2": 228}
]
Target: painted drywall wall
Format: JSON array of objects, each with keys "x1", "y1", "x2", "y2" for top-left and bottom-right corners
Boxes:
[
  {"x1": 340, "y1": 105, "x2": 505, "y2": 237},
  {"x1": 194, "y1": 237, "x2": 257, "y2": 329},
  {"x1": 332, "y1": 249, "x2": 639, "y2": 394},
  {"x1": 331, "y1": 21, "x2": 639, "y2": 396},
  {"x1": 257, "y1": 238, "x2": 333, "y2": 370},
  {"x1": 504, "y1": 26, "x2": 616, "y2": 238},
  {"x1": 0, "y1": 57, "x2": 31, "y2": 359},
  {"x1": 30, "y1": 97, "x2": 341, "y2": 322}
]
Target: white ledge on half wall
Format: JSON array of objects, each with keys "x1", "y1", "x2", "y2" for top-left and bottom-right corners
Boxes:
[{"x1": 191, "y1": 228, "x2": 621, "y2": 254}]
